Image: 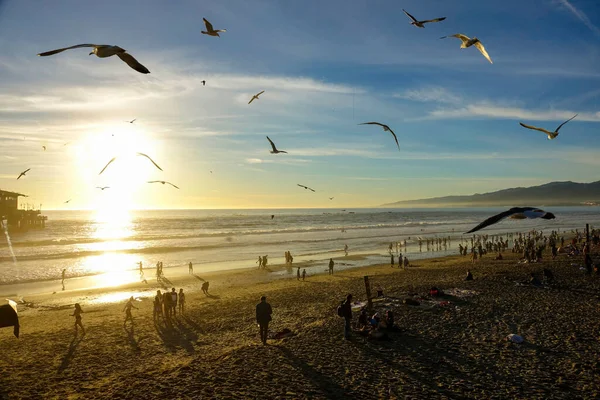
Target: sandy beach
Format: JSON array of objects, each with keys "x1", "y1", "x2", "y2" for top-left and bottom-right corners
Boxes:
[{"x1": 1, "y1": 249, "x2": 599, "y2": 399}]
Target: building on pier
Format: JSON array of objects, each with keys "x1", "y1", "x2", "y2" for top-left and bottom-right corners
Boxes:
[{"x1": 0, "y1": 189, "x2": 47, "y2": 230}]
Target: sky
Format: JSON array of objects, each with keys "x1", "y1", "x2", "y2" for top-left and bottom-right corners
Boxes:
[{"x1": 1, "y1": 0, "x2": 600, "y2": 210}]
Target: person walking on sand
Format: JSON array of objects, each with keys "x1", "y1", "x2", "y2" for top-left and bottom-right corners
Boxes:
[
  {"x1": 328, "y1": 258, "x2": 335, "y2": 275},
  {"x1": 263, "y1": 255, "x2": 268, "y2": 269},
  {"x1": 344, "y1": 244, "x2": 348, "y2": 256},
  {"x1": 188, "y1": 262, "x2": 193, "y2": 275},
  {"x1": 156, "y1": 262, "x2": 161, "y2": 282},
  {"x1": 153, "y1": 290, "x2": 163, "y2": 321},
  {"x1": 390, "y1": 253, "x2": 395, "y2": 268},
  {"x1": 341, "y1": 293, "x2": 353, "y2": 340},
  {"x1": 72, "y1": 303, "x2": 85, "y2": 337},
  {"x1": 170, "y1": 288, "x2": 178, "y2": 317},
  {"x1": 297, "y1": 266, "x2": 301, "y2": 280},
  {"x1": 302, "y1": 269, "x2": 306, "y2": 281},
  {"x1": 61, "y1": 269, "x2": 66, "y2": 291},
  {"x1": 257, "y1": 256, "x2": 262, "y2": 269},
  {"x1": 123, "y1": 296, "x2": 137, "y2": 327},
  {"x1": 178, "y1": 289, "x2": 185, "y2": 314},
  {"x1": 256, "y1": 295, "x2": 272, "y2": 345}
]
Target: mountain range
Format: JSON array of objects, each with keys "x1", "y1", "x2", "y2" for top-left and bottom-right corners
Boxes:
[{"x1": 381, "y1": 181, "x2": 600, "y2": 208}]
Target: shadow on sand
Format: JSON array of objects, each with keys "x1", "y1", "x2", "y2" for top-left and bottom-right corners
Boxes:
[
  {"x1": 193, "y1": 274, "x2": 205, "y2": 282},
  {"x1": 124, "y1": 324, "x2": 141, "y2": 354},
  {"x1": 58, "y1": 336, "x2": 84, "y2": 373},
  {"x1": 154, "y1": 316, "x2": 198, "y2": 354}
]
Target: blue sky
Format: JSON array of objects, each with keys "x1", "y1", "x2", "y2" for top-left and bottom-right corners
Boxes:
[{"x1": 1, "y1": 0, "x2": 600, "y2": 209}]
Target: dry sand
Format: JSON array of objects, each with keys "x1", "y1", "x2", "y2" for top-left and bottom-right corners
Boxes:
[{"x1": 1, "y1": 250, "x2": 599, "y2": 399}]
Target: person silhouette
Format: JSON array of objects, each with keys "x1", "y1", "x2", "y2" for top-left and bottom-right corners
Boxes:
[
  {"x1": 302, "y1": 269, "x2": 306, "y2": 281},
  {"x1": 188, "y1": 262, "x2": 193, "y2": 275},
  {"x1": 123, "y1": 296, "x2": 138, "y2": 327},
  {"x1": 178, "y1": 289, "x2": 185, "y2": 314},
  {"x1": 72, "y1": 303, "x2": 85, "y2": 337},
  {"x1": 61, "y1": 269, "x2": 66, "y2": 291},
  {"x1": 255, "y1": 296, "x2": 272, "y2": 345}
]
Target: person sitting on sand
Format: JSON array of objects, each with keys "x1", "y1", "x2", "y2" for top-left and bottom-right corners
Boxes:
[
  {"x1": 543, "y1": 269, "x2": 554, "y2": 284},
  {"x1": 528, "y1": 273, "x2": 542, "y2": 287},
  {"x1": 384, "y1": 310, "x2": 395, "y2": 329},
  {"x1": 201, "y1": 281, "x2": 210, "y2": 295},
  {"x1": 255, "y1": 296, "x2": 272, "y2": 345},
  {"x1": 178, "y1": 289, "x2": 185, "y2": 314},
  {"x1": 302, "y1": 268, "x2": 306, "y2": 281},
  {"x1": 495, "y1": 252, "x2": 503, "y2": 260},
  {"x1": 72, "y1": 303, "x2": 85, "y2": 337},
  {"x1": 466, "y1": 270, "x2": 473, "y2": 281},
  {"x1": 357, "y1": 308, "x2": 368, "y2": 329},
  {"x1": 153, "y1": 290, "x2": 163, "y2": 320},
  {"x1": 123, "y1": 296, "x2": 138, "y2": 327}
]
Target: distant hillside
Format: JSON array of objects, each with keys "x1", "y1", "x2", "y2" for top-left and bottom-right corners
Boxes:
[{"x1": 381, "y1": 181, "x2": 600, "y2": 208}]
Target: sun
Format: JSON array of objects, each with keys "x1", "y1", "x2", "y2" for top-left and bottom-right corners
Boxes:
[{"x1": 73, "y1": 122, "x2": 160, "y2": 212}]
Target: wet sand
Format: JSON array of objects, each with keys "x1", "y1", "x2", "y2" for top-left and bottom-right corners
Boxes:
[{"x1": 1, "y1": 250, "x2": 599, "y2": 399}]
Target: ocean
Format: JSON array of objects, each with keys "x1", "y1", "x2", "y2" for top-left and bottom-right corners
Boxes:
[{"x1": 1, "y1": 207, "x2": 599, "y2": 294}]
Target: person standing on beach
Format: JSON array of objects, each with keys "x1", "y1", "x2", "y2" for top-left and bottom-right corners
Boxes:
[
  {"x1": 390, "y1": 253, "x2": 395, "y2": 268},
  {"x1": 297, "y1": 266, "x2": 301, "y2": 280},
  {"x1": 170, "y1": 288, "x2": 178, "y2": 317},
  {"x1": 72, "y1": 303, "x2": 85, "y2": 337},
  {"x1": 255, "y1": 296, "x2": 272, "y2": 345},
  {"x1": 61, "y1": 269, "x2": 66, "y2": 291},
  {"x1": 163, "y1": 290, "x2": 172, "y2": 320},
  {"x1": 302, "y1": 269, "x2": 306, "y2": 281},
  {"x1": 153, "y1": 290, "x2": 163, "y2": 321},
  {"x1": 344, "y1": 244, "x2": 348, "y2": 256},
  {"x1": 178, "y1": 289, "x2": 185, "y2": 314},
  {"x1": 156, "y1": 262, "x2": 161, "y2": 282},
  {"x1": 257, "y1": 256, "x2": 262, "y2": 269},
  {"x1": 341, "y1": 294, "x2": 353, "y2": 340},
  {"x1": 398, "y1": 253, "x2": 403, "y2": 268},
  {"x1": 188, "y1": 262, "x2": 193, "y2": 275},
  {"x1": 328, "y1": 258, "x2": 335, "y2": 275},
  {"x1": 263, "y1": 255, "x2": 268, "y2": 269},
  {"x1": 123, "y1": 296, "x2": 137, "y2": 327}
]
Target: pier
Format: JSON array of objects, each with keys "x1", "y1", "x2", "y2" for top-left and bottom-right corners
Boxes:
[{"x1": 0, "y1": 189, "x2": 47, "y2": 230}]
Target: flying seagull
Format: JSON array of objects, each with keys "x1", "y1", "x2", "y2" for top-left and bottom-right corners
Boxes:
[
  {"x1": 519, "y1": 114, "x2": 578, "y2": 140},
  {"x1": 96, "y1": 186, "x2": 110, "y2": 191},
  {"x1": 98, "y1": 157, "x2": 116, "y2": 175},
  {"x1": 358, "y1": 122, "x2": 400, "y2": 151},
  {"x1": 266, "y1": 136, "x2": 287, "y2": 154},
  {"x1": 64, "y1": 199, "x2": 71, "y2": 204},
  {"x1": 248, "y1": 91, "x2": 265, "y2": 104},
  {"x1": 465, "y1": 207, "x2": 555, "y2": 234},
  {"x1": 37, "y1": 44, "x2": 150, "y2": 74},
  {"x1": 136, "y1": 153, "x2": 163, "y2": 171},
  {"x1": 17, "y1": 168, "x2": 30, "y2": 180},
  {"x1": 147, "y1": 180, "x2": 179, "y2": 189},
  {"x1": 42, "y1": 146, "x2": 46, "y2": 151},
  {"x1": 402, "y1": 9, "x2": 446, "y2": 28},
  {"x1": 440, "y1": 34, "x2": 493, "y2": 64},
  {"x1": 126, "y1": 119, "x2": 136, "y2": 124},
  {"x1": 297, "y1": 184, "x2": 316, "y2": 192},
  {"x1": 201, "y1": 18, "x2": 226, "y2": 37},
  {"x1": 329, "y1": 197, "x2": 334, "y2": 200},
  {"x1": 201, "y1": 80, "x2": 206, "y2": 86}
]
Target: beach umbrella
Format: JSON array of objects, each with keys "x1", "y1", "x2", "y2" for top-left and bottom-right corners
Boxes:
[{"x1": 0, "y1": 299, "x2": 19, "y2": 338}]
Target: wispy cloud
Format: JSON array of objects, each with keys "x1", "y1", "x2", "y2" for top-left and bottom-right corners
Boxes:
[
  {"x1": 555, "y1": 0, "x2": 600, "y2": 37},
  {"x1": 394, "y1": 87, "x2": 462, "y2": 104},
  {"x1": 427, "y1": 104, "x2": 599, "y2": 122}
]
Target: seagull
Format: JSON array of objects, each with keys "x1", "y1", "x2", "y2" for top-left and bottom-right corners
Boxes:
[
  {"x1": 126, "y1": 119, "x2": 136, "y2": 124},
  {"x1": 17, "y1": 168, "x2": 30, "y2": 180},
  {"x1": 329, "y1": 197, "x2": 334, "y2": 200},
  {"x1": 402, "y1": 9, "x2": 446, "y2": 28},
  {"x1": 440, "y1": 34, "x2": 493, "y2": 64},
  {"x1": 297, "y1": 184, "x2": 316, "y2": 192},
  {"x1": 201, "y1": 18, "x2": 226, "y2": 37},
  {"x1": 37, "y1": 44, "x2": 150, "y2": 74},
  {"x1": 42, "y1": 146, "x2": 46, "y2": 151},
  {"x1": 136, "y1": 153, "x2": 163, "y2": 171},
  {"x1": 201, "y1": 80, "x2": 206, "y2": 86},
  {"x1": 96, "y1": 186, "x2": 110, "y2": 191},
  {"x1": 98, "y1": 157, "x2": 116, "y2": 175},
  {"x1": 519, "y1": 114, "x2": 578, "y2": 140},
  {"x1": 64, "y1": 199, "x2": 71, "y2": 204},
  {"x1": 147, "y1": 181, "x2": 179, "y2": 189},
  {"x1": 266, "y1": 136, "x2": 287, "y2": 154},
  {"x1": 465, "y1": 207, "x2": 556, "y2": 234},
  {"x1": 358, "y1": 122, "x2": 400, "y2": 151},
  {"x1": 248, "y1": 90, "x2": 265, "y2": 104}
]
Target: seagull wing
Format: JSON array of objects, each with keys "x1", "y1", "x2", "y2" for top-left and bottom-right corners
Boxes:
[
  {"x1": 136, "y1": 153, "x2": 163, "y2": 171},
  {"x1": 309, "y1": 187, "x2": 316, "y2": 192},
  {"x1": 203, "y1": 18, "x2": 214, "y2": 32},
  {"x1": 248, "y1": 97, "x2": 255, "y2": 104},
  {"x1": 440, "y1": 33, "x2": 470, "y2": 44},
  {"x1": 465, "y1": 207, "x2": 526, "y2": 233},
  {"x1": 402, "y1": 9, "x2": 418, "y2": 23},
  {"x1": 519, "y1": 123, "x2": 553, "y2": 136},
  {"x1": 147, "y1": 181, "x2": 162, "y2": 184},
  {"x1": 99, "y1": 157, "x2": 116, "y2": 175},
  {"x1": 266, "y1": 136, "x2": 278, "y2": 152},
  {"x1": 166, "y1": 182, "x2": 180, "y2": 189},
  {"x1": 17, "y1": 168, "x2": 30, "y2": 179},
  {"x1": 130, "y1": 119, "x2": 136, "y2": 123},
  {"x1": 256, "y1": 90, "x2": 265, "y2": 97},
  {"x1": 117, "y1": 52, "x2": 150, "y2": 74},
  {"x1": 214, "y1": 29, "x2": 227, "y2": 33},
  {"x1": 474, "y1": 41, "x2": 493, "y2": 64},
  {"x1": 555, "y1": 114, "x2": 578, "y2": 132},
  {"x1": 37, "y1": 44, "x2": 98, "y2": 56},
  {"x1": 387, "y1": 126, "x2": 401, "y2": 151},
  {"x1": 359, "y1": 122, "x2": 385, "y2": 128},
  {"x1": 297, "y1": 184, "x2": 307, "y2": 189},
  {"x1": 421, "y1": 17, "x2": 446, "y2": 24}
]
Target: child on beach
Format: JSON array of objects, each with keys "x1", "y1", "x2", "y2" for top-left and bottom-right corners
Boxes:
[
  {"x1": 72, "y1": 303, "x2": 85, "y2": 337},
  {"x1": 123, "y1": 296, "x2": 137, "y2": 327}
]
